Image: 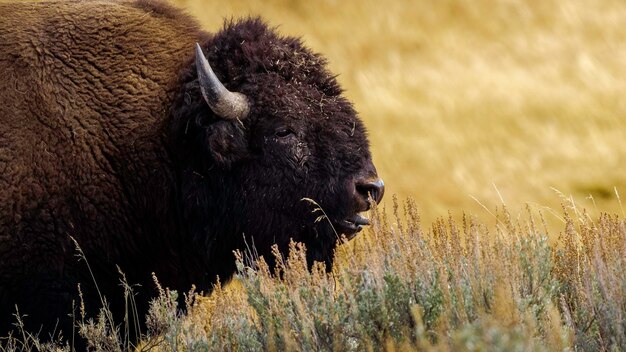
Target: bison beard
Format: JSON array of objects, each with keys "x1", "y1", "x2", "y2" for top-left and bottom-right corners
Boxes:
[{"x1": 0, "y1": 0, "x2": 383, "y2": 344}]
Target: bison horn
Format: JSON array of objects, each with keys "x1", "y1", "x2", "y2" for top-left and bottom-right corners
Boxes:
[{"x1": 195, "y1": 43, "x2": 250, "y2": 120}]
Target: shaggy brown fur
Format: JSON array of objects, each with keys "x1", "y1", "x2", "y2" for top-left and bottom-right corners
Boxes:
[
  {"x1": 0, "y1": 0, "x2": 382, "y2": 342},
  {"x1": 0, "y1": 0, "x2": 205, "y2": 338}
]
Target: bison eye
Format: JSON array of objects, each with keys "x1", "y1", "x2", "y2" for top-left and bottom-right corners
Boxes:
[{"x1": 275, "y1": 128, "x2": 294, "y2": 138}]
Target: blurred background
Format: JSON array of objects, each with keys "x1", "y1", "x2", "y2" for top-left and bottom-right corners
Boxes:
[{"x1": 173, "y1": 0, "x2": 626, "y2": 229}]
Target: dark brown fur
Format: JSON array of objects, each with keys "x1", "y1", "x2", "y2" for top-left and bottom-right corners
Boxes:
[{"x1": 0, "y1": 0, "x2": 381, "y2": 342}]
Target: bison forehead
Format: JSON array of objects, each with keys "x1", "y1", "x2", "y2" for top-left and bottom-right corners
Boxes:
[
  {"x1": 206, "y1": 18, "x2": 343, "y2": 98},
  {"x1": 249, "y1": 82, "x2": 367, "y2": 150},
  {"x1": 247, "y1": 75, "x2": 354, "y2": 120}
]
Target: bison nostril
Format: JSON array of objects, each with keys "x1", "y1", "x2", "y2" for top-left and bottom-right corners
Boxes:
[{"x1": 356, "y1": 178, "x2": 385, "y2": 205}]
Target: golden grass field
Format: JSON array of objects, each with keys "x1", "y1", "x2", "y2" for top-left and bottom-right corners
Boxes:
[{"x1": 173, "y1": 0, "x2": 626, "y2": 229}]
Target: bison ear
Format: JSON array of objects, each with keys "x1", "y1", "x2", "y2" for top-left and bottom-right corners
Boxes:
[{"x1": 203, "y1": 120, "x2": 248, "y2": 168}]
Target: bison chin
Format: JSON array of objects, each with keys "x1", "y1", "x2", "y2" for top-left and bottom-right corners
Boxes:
[
  {"x1": 298, "y1": 177, "x2": 385, "y2": 268},
  {"x1": 248, "y1": 220, "x2": 347, "y2": 273},
  {"x1": 228, "y1": 170, "x2": 385, "y2": 274},
  {"x1": 224, "y1": 199, "x2": 355, "y2": 274},
  {"x1": 305, "y1": 218, "x2": 369, "y2": 269},
  {"x1": 279, "y1": 196, "x2": 382, "y2": 270},
  {"x1": 296, "y1": 207, "x2": 375, "y2": 269}
]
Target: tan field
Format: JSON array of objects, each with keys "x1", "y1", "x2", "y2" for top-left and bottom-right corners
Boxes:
[{"x1": 173, "y1": 0, "x2": 626, "y2": 229}]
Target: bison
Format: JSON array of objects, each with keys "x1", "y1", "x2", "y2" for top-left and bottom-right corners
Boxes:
[{"x1": 0, "y1": 0, "x2": 384, "y2": 341}]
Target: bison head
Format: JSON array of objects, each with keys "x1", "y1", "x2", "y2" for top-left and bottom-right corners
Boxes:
[{"x1": 169, "y1": 19, "x2": 383, "y2": 278}]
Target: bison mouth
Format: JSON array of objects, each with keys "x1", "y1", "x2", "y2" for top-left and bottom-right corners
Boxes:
[{"x1": 332, "y1": 213, "x2": 370, "y2": 240}]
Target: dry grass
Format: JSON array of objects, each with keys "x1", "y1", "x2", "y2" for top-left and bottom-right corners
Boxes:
[
  {"x1": 2, "y1": 202, "x2": 625, "y2": 351},
  {"x1": 173, "y1": 0, "x2": 626, "y2": 227},
  {"x1": 82, "y1": 200, "x2": 624, "y2": 351}
]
